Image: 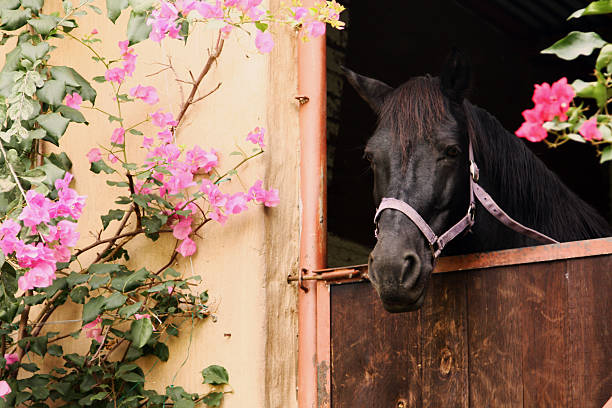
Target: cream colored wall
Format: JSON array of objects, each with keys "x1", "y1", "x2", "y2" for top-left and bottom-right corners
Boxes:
[{"x1": 40, "y1": 1, "x2": 300, "y2": 407}]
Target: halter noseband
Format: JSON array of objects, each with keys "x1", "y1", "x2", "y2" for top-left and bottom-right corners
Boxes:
[{"x1": 373, "y1": 139, "x2": 558, "y2": 258}]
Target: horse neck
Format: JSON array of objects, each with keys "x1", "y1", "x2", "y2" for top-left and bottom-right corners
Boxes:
[{"x1": 461, "y1": 102, "x2": 610, "y2": 251}]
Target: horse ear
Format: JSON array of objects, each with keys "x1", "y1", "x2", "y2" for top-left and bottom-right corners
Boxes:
[
  {"x1": 341, "y1": 66, "x2": 393, "y2": 113},
  {"x1": 440, "y1": 49, "x2": 471, "y2": 102}
]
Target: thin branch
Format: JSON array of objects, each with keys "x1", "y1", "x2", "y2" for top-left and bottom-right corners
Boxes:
[
  {"x1": 174, "y1": 32, "x2": 225, "y2": 128},
  {"x1": 190, "y1": 82, "x2": 222, "y2": 105}
]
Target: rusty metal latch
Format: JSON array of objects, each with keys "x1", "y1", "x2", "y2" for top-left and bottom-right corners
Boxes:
[{"x1": 287, "y1": 264, "x2": 369, "y2": 291}]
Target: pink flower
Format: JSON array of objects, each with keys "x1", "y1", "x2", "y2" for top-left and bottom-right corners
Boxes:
[
  {"x1": 55, "y1": 172, "x2": 73, "y2": 191},
  {"x1": 579, "y1": 117, "x2": 602, "y2": 141},
  {"x1": 516, "y1": 121, "x2": 547, "y2": 143},
  {"x1": 157, "y1": 129, "x2": 173, "y2": 144},
  {"x1": 177, "y1": 237, "x2": 196, "y2": 256},
  {"x1": 246, "y1": 126, "x2": 265, "y2": 148},
  {"x1": 104, "y1": 67, "x2": 125, "y2": 84},
  {"x1": 263, "y1": 188, "x2": 279, "y2": 207},
  {"x1": 18, "y1": 190, "x2": 51, "y2": 228},
  {"x1": 46, "y1": 220, "x2": 79, "y2": 247},
  {"x1": 187, "y1": 147, "x2": 218, "y2": 173},
  {"x1": 305, "y1": 20, "x2": 326, "y2": 38},
  {"x1": 200, "y1": 180, "x2": 227, "y2": 207},
  {"x1": 18, "y1": 265, "x2": 56, "y2": 291},
  {"x1": 167, "y1": 286, "x2": 174, "y2": 294},
  {"x1": 292, "y1": 6, "x2": 308, "y2": 20},
  {"x1": 130, "y1": 85, "x2": 159, "y2": 105},
  {"x1": 225, "y1": 192, "x2": 248, "y2": 214},
  {"x1": 150, "y1": 110, "x2": 178, "y2": 128},
  {"x1": 0, "y1": 219, "x2": 21, "y2": 255},
  {"x1": 148, "y1": 1, "x2": 181, "y2": 42},
  {"x1": 51, "y1": 183, "x2": 86, "y2": 220},
  {"x1": 87, "y1": 148, "x2": 102, "y2": 163},
  {"x1": 220, "y1": 24, "x2": 233, "y2": 39},
  {"x1": 172, "y1": 217, "x2": 192, "y2": 240},
  {"x1": 142, "y1": 136, "x2": 154, "y2": 149},
  {"x1": 247, "y1": 6, "x2": 264, "y2": 20},
  {"x1": 196, "y1": 1, "x2": 223, "y2": 18},
  {"x1": 0, "y1": 381, "x2": 10, "y2": 400},
  {"x1": 91, "y1": 28, "x2": 98, "y2": 35},
  {"x1": 111, "y1": 127, "x2": 125, "y2": 145},
  {"x1": 255, "y1": 30, "x2": 274, "y2": 53},
  {"x1": 108, "y1": 153, "x2": 119, "y2": 163},
  {"x1": 134, "y1": 313, "x2": 151, "y2": 320},
  {"x1": 83, "y1": 316, "x2": 104, "y2": 343},
  {"x1": 4, "y1": 353, "x2": 18, "y2": 368},
  {"x1": 532, "y1": 77, "x2": 574, "y2": 121},
  {"x1": 65, "y1": 92, "x2": 82, "y2": 110}
]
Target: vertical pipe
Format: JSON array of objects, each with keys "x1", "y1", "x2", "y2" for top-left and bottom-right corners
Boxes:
[{"x1": 298, "y1": 3, "x2": 327, "y2": 407}]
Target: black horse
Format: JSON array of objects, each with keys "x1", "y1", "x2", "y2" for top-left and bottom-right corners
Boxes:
[{"x1": 343, "y1": 54, "x2": 611, "y2": 313}]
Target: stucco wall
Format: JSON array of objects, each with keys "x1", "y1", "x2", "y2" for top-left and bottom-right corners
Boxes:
[{"x1": 39, "y1": 1, "x2": 300, "y2": 406}]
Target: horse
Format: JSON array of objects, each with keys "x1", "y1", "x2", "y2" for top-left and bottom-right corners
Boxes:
[{"x1": 342, "y1": 52, "x2": 611, "y2": 313}]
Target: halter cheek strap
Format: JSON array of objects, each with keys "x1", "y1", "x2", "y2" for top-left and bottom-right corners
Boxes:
[{"x1": 373, "y1": 140, "x2": 558, "y2": 258}]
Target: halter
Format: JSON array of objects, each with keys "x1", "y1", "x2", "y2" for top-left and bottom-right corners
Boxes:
[{"x1": 373, "y1": 139, "x2": 558, "y2": 258}]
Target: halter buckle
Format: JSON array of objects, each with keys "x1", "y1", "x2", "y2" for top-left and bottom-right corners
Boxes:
[
  {"x1": 430, "y1": 240, "x2": 442, "y2": 258},
  {"x1": 468, "y1": 202, "x2": 476, "y2": 222},
  {"x1": 470, "y1": 161, "x2": 479, "y2": 182}
]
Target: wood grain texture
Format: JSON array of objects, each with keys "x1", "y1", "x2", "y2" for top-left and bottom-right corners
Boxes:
[
  {"x1": 331, "y1": 282, "x2": 422, "y2": 408},
  {"x1": 568, "y1": 255, "x2": 612, "y2": 408},
  {"x1": 467, "y1": 266, "x2": 523, "y2": 407},
  {"x1": 422, "y1": 272, "x2": 469, "y2": 408},
  {"x1": 518, "y1": 260, "x2": 569, "y2": 407}
]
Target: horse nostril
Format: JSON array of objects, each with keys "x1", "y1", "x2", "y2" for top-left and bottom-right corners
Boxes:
[
  {"x1": 368, "y1": 253, "x2": 374, "y2": 266},
  {"x1": 400, "y1": 252, "x2": 421, "y2": 286}
]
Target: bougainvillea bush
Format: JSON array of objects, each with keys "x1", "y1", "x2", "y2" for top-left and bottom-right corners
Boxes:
[
  {"x1": 0, "y1": 0, "x2": 344, "y2": 406},
  {"x1": 515, "y1": 0, "x2": 612, "y2": 163}
]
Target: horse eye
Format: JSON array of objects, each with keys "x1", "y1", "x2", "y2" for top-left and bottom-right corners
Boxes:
[
  {"x1": 445, "y1": 146, "x2": 460, "y2": 158},
  {"x1": 364, "y1": 151, "x2": 374, "y2": 162}
]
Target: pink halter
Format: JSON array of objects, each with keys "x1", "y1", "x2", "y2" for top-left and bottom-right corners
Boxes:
[{"x1": 374, "y1": 140, "x2": 558, "y2": 258}]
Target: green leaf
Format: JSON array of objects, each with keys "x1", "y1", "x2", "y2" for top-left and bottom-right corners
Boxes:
[
  {"x1": 255, "y1": 21, "x2": 268, "y2": 32},
  {"x1": 51, "y1": 66, "x2": 97, "y2": 104},
  {"x1": 107, "y1": 0, "x2": 128, "y2": 23},
  {"x1": 566, "y1": 133, "x2": 586, "y2": 143},
  {"x1": 153, "y1": 341, "x2": 169, "y2": 361},
  {"x1": 70, "y1": 286, "x2": 89, "y2": 303},
  {"x1": 57, "y1": 105, "x2": 87, "y2": 123},
  {"x1": 30, "y1": 385, "x2": 50, "y2": 401},
  {"x1": 47, "y1": 344, "x2": 63, "y2": 356},
  {"x1": 88, "y1": 4, "x2": 102, "y2": 14},
  {"x1": 142, "y1": 215, "x2": 162, "y2": 235},
  {"x1": 118, "y1": 372, "x2": 145, "y2": 382},
  {"x1": 201, "y1": 365, "x2": 229, "y2": 385},
  {"x1": 596, "y1": 43, "x2": 612, "y2": 72},
  {"x1": 601, "y1": 145, "x2": 612, "y2": 163},
  {"x1": 67, "y1": 272, "x2": 89, "y2": 286},
  {"x1": 90, "y1": 159, "x2": 115, "y2": 174},
  {"x1": 129, "y1": 128, "x2": 143, "y2": 135},
  {"x1": 101, "y1": 209, "x2": 125, "y2": 229},
  {"x1": 78, "y1": 392, "x2": 108, "y2": 406},
  {"x1": 128, "y1": 0, "x2": 155, "y2": 12},
  {"x1": 27, "y1": 14, "x2": 61, "y2": 36},
  {"x1": 119, "y1": 301, "x2": 142, "y2": 318},
  {"x1": 202, "y1": 392, "x2": 223, "y2": 407},
  {"x1": 19, "y1": 168, "x2": 46, "y2": 185},
  {"x1": 599, "y1": 124, "x2": 612, "y2": 141},
  {"x1": 0, "y1": 8, "x2": 31, "y2": 31},
  {"x1": 36, "y1": 79, "x2": 66, "y2": 106},
  {"x1": 570, "y1": 0, "x2": 612, "y2": 18},
  {"x1": 572, "y1": 79, "x2": 608, "y2": 107},
  {"x1": 104, "y1": 292, "x2": 127, "y2": 310},
  {"x1": 92, "y1": 75, "x2": 106, "y2": 83},
  {"x1": 175, "y1": 399, "x2": 195, "y2": 408},
  {"x1": 89, "y1": 263, "x2": 122, "y2": 275},
  {"x1": 89, "y1": 274, "x2": 110, "y2": 289},
  {"x1": 82, "y1": 296, "x2": 105, "y2": 323},
  {"x1": 21, "y1": 0, "x2": 44, "y2": 11},
  {"x1": 20, "y1": 42, "x2": 49, "y2": 63},
  {"x1": 542, "y1": 31, "x2": 607, "y2": 60},
  {"x1": 0, "y1": 0, "x2": 20, "y2": 10},
  {"x1": 127, "y1": 11, "x2": 152, "y2": 45},
  {"x1": 36, "y1": 112, "x2": 70, "y2": 141},
  {"x1": 111, "y1": 268, "x2": 148, "y2": 292},
  {"x1": 130, "y1": 317, "x2": 153, "y2": 348}
]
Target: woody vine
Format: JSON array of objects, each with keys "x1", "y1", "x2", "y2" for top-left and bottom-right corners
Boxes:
[{"x1": 0, "y1": 0, "x2": 344, "y2": 406}]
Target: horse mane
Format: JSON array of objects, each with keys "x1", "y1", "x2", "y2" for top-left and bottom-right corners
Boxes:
[{"x1": 380, "y1": 75, "x2": 611, "y2": 242}]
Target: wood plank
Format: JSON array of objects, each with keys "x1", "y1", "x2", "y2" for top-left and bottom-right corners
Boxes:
[
  {"x1": 518, "y1": 260, "x2": 569, "y2": 407},
  {"x1": 331, "y1": 282, "x2": 422, "y2": 408},
  {"x1": 467, "y1": 266, "x2": 523, "y2": 407},
  {"x1": 568, "y1": 255, "x2": 612, "y2": 408},
  {"x1": 421, "y1": 271, "x2": 469, "y2": 407}
]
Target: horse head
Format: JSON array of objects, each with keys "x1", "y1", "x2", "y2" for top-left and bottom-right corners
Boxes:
[{"x1": 343, "y1": 53, "x2": 473, "y2": 312}]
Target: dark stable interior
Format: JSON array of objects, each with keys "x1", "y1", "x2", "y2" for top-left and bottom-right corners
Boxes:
[{"x1": 326, "y1": 0, "x2": 612, "y2": 266}]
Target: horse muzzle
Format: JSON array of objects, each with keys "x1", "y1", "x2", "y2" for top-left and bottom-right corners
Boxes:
[{"x1": 368, "y1": 242, "x2": 431, "y2": 313}]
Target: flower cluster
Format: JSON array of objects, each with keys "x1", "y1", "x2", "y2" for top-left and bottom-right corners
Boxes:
[
  {"x1": 146, "y1": 0, "x2": 345, "y2": 53},
  {"x1": 0, "y1": 173, "x2": 85, "y2": 292},
  {"x1": 516, "y1": 78, "x2": 575, "y2": 142},
  {"x1": 104, "y1": 40, "x2": 138, "y2": 84}
]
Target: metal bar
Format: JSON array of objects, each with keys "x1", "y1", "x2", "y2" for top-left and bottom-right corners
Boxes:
[
  {"x1": 298, "y1": 2, "x2": 327, "y2": 406},
  {"x1": 315, "y1": 281, "x2": 331, "y2": 408}
]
